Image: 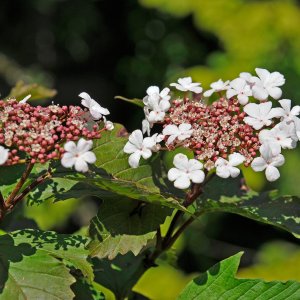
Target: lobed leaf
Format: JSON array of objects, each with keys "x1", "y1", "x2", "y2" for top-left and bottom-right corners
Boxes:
[{"x1": 178, "y1": 252, "x2": 300, "y2": 300}]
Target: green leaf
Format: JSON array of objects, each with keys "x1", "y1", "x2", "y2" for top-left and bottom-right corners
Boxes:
[
  {"x1": 93, "y1": 253, "x2": 146, "y2": 300},
  {"x1": 178, "y1": 252, "x2": 300, "y2": 300},
  {"x1": 196, "y1": 175, "x2": 300, "y2": 238},
  {"x1": 115, "y1": 95, "x2": 144, "y2": 108},
  {"x1": 0, "y1": 234, "x2": 75, "y2": 299},
  {"x1": 7, "y1": 80, "x2": 57, "y2": 101},
  {"x1": 88, "y1": 198, "x2": 171, "y2": 259},
  {"x1": 0, "y1": 229, "x2": 94, "y2": 299}
]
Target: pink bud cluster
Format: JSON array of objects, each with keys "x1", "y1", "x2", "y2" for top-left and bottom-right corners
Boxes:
[
  {"x1": 0, "y1": 99, "x2": 102, "y2": 165},
  {"x1": 165, "y1": 97, "x2": 260, "y2": 170}
]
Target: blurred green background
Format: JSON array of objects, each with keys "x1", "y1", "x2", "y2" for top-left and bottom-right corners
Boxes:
[{"x1": 1, "y1": 0, "x2": 300, "y2": 298}]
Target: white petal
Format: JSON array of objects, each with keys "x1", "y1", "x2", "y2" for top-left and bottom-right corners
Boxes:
[
  {"x1": 268, "y1": 87, "x2": 282, "y2": 99},
  {"x1": 228, "y1": 153, "x2": 245, "y2": 166},
  {"x1": 259, "y1": 102, "x2": 272, "y2": 116},
  {"x1": 173, "y1": 153, "x2": 189, "y2": 170},
  {"x1": 189, "y1": 85, "x2": 203, "y2": 94},
  {"x1": 229, "y1": 166, "x2": 241, "y2": 178},
  {"x1": 291, "y1": 105, "x2": 300, "y2": 116},
  {"x1": 189, "y1": 170, "x2": 205, "y2": 183},
  {"x1": 215, "y1": 157, "x2": 227, "y2": 167},
  {"x1": 216, "y1": 165, "x2": 230, "y2": 178},
  {"x1": 61, "y1": 153, "x2": 76, "y2": 168},
  {"x1": 265, "y1": 165, "x2": 280, "y2": 182},
  {"x1": 226, "y1": 89, "x2": 237, "y2": 99},
  {"x1": 81, "y1": 151, "x2": 96, "y2": 164},
  {"x1": 128, "y1": 151, "x2": 141, "y2": 168},
  {"x1": 0, "y1": 146, "x2": 9, "y2": 165},
  {"x1": 168, "y1": 168, "x2": 183, "y2": 181},
  {"x1": 270, "y1": 154, "x2": 285, "y2": 167},
  {"x1": 237, "y1": 94, "x2": 249, "y2": 105},
  {"x1": 160, "y1": 87, "x2": 170, "y2": 98},
  {"x1": 188, "y1": 159, "x2": 203, "y2": 171},
  {"x1": 174, "y1": 175, "x2": 191, "y2": 189},
  {"x1": 203, "y1": 89, "x2": 214, "y2": 97},
  {"x1": 147, "y1": 86, "x2": 159, "y2": 96},
  {"x1": 252, "y1": 86, "x2": 268, "y2": 101},
  {"x1": 243, "y1": 117, "x2": 264, "y2": 130},
  {"x1": 163, "y1": 124, "x2": 179, "y2": 136},
  {"x1": 77, "y1": 138, "x2": 93, "y2": 153},
  {"x1": 141, "y1": 148, "x2": 152, "y2": 159},
  {"x1": 64, "y1": 141, "x2": 77, "y2": 153},
  {"x1": 279, "y1": 99, "x2": 291, "y2": 113},
  {"x1": 268, "y1": 107, "x2": 285, "y2": 119},
  {"x1": 255, "y1": 68, "x2": 270, "y2": 83},
  {"x1": 75, "y1": 158, "x2": 89, "y2": 173},
  {"x1": 179, "y1": 123, "x2": 192, "y2": 132},
  {"x1": 143, "y1": 136, "x2": 156, "y2": 149},
  {"x1": 142, "y1": 119, "x2": 151, "y2": 136},
  {"x1": 251, "y1": 157, "x2": 267, "y2": 172},
  {"x1": 244, "y1": 103, "x2": 260, "y2": 118},
  {"x1": 124, "y1": 141, "x2": 138, "y2": 154},
  {"x1": 129, "y1": 130, "x2": 143, "y2": 148}
]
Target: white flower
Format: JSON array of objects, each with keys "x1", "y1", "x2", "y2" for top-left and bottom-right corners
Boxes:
[
  {"x1": 0, "y1": 146, "x2": 9, "y2": 165},
  {"x1": 105, "y1": 121, "x2": 114, "y2": 131},
  {"x1": 143, "y1": 86, "x2": 170, "y2": 106},
  {"x1": 79, "y1": 92, "x2": 110, "y2": 120},
  {"x1": 123, "y1": 130, "x2": 157, "y2": 168},
  {"x1": 251, "y1": 144, "x2": 285, "y2": 182},
  {"x1": 215, "y1": 153, "x2": 245, "y2": 178},
  {"x1": 162, "y1": 123, "x2": 193, "y2": 145},
  {"x1": 61, "y1": 138, "x2": 96, "y2": 173},
  {"x1": 243, "y1": 101, "x2": 284, "y2": 130},
  {"x1": 146, "y1": 98, "x2": 170, "y2": 123},
  {"x1": 239, "y1": 72, "x2": 256, "y2": 86},
  {"x1": 259, "y1": 122, "x2": 297, "y2": 156},
  {"x1": 170, "y1": 77, "x2": 203, "y2": 94},
  {"x1": 203, "y1": 79, "x2": 230, "y2": 97},
  {"x1": 226, "y1": 78, "x2": 252, "y2": 105},
  {"x1": 168, "y1": 153, "x2": 205, "y2": 189},
  {"x1": 251, "y1": 68, "x2": 285, "y2": 101},
  {"x1": 279, "y1": 99, "x2": 300, "y2": 123},
  {"x1": 20, "y1": 94, "x2": 31, "y2": 104}
]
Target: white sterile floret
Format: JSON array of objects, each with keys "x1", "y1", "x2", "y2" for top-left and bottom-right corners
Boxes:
[
  {"x1": 79, "y1": 92, "x2": 110, "y2": 120},
  {"x1": 143, "y1": 86, "x2": 170, "y2": 106},
  {"x1": 61, "y1": 138, "x2": 96, "y2": 173},
  {"x1": 168, "y1": 153, "x2": 205, "y2": 189},
  {"x1": 146, "y1": 97, "x2": 171, "y2": 123},
  {"x1": 170, "y1": 77, "x2": 203, "y2": 94},
  {"x1": 251, "y1": 144, "x2": 285, "y2": 182},
  {"x1": 105, "y1": 121, "x2": 114, "y2": 131},
  {"x1": 162, "y1": 123, "x2": 193, "y2": 145},
  {"x1": 259, "y1": 122, "x2": 297, "y2": 156},
  {"x1": 243, "y1": 101, "x2": 284, "y2": 130},
  {"x1": 123, "y1": 130, "x2": 158, "y2": 168},
  {"x1": 0, "y1": 146, "x2": 9, "y2": 165},
  {"x1": 142, "y1": 118, "x2": 151, "y2": 136},
  {"x1": 215, "y1": 153, "x2": 245, "y2": 178},
  {"x1": 226, "y1": 78, "x2": 252, "y2": 105},
  {"x1": 278, "y1": 99, "x2": 300, "y2": 130},
  {"x1": 203, "y1": 79, "x2": 230, "y2": 97},
  {"x1": 239, "y1": 72, "x2": 256, "y2": 86},
  {"x1": 251, "y1": 68, "x2": 285, "y2": 101}
]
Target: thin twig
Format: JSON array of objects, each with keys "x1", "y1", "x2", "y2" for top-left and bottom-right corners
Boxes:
[{"x1": 5, "y1": 163, "x2": 34, "y2": 209}]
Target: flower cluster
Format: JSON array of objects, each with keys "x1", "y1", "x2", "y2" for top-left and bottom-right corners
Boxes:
[
  {"x1": 124, "y1": 69, "x2": 300, "y2": 189},
  {"x1": 0, "y1": 92, "x2": 113, "y2": 172}
]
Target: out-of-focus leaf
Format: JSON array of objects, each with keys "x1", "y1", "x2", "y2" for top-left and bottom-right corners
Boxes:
[
  {"x1": 72, "y1": 278, "x2": 105, "y2": 300},
  {"x1": 0, "y1": 229, "x2": 93, "y2": 299},
  {"x1": 7, "y1": 80, "x2": 56, "y2": 101},
  {"x1": 178, "y1": 252, "x2": 300, "y2": 300},
  {"x1": 115, "y1": 96, "x2": 144, "y2": 108},
  {"x1": 195, "y1": 175, "x2": 300, "y2": 238},
  {"x1": 88, "y1": 197, "x2": 171, "y2": 259}
]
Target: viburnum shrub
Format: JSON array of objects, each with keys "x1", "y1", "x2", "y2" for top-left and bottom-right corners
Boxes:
[{"x1": 1, "y1": 69, "x2": 300, "y2": 299}]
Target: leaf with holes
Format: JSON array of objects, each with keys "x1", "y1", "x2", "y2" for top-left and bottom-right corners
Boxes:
[
  {"x1": 178, "y1": 252, "x2": 300, "y2": 300},
  {"x1": 0, "y1": 229, "x2": 94, "y2": 300}
]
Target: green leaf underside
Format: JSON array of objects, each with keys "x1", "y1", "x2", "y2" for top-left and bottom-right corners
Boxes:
[
  {"x1": 88, "y1": 198, "x2": 171, "y2": 259},
  {"x1": 0, "y1": 229, "x2": 93, "y2": 300},
  {"x1": 115, "y1": 95, "x2": 144, "y2": 108},
  {"x1": 196, "y1": 176, "x2": 300, "y2": 237},
  {"x1": 178, "y1": 252, "x2": 300, "y2": 300}
]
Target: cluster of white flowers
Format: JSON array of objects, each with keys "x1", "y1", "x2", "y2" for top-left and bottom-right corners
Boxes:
[{"x1": 123, "y1": 69, "x2": 300, "y2": 189}]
